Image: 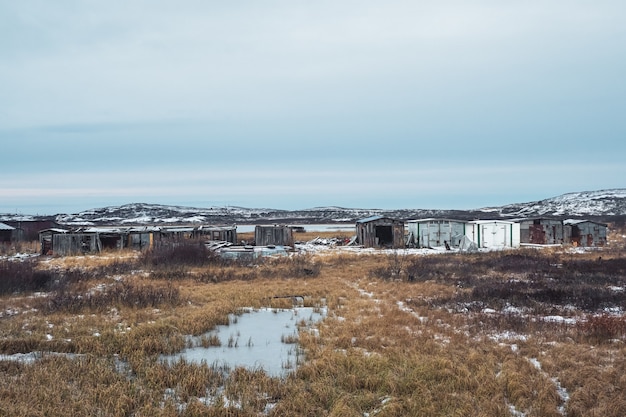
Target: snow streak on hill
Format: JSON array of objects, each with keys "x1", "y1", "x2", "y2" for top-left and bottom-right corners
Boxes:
[{"x1": 483, "y1": 189, "x2": 626, "y2": 218}]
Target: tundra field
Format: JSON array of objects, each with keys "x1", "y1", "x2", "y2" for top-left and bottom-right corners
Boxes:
[{"x1": 1, "y1": 226, "x2": 626, "y2": 416}]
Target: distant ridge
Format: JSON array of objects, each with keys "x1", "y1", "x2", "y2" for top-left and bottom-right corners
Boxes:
[
  {"x1": 2, "y1": 189, "x2": 625, "y2": 225},
  {"x1": 479, "y1": 189, "x2": 626, "y2": 218}
]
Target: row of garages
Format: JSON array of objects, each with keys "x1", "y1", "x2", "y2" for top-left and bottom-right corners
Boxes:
[
  {"x1": 37, "y1": 224, "x2": 297, "y2": 257},
  {"x1": 356, "y1": 216, "x2": 608, "y2": 249},
  {"x1": 38, "y1": 225, "x2": 239, "y2": 256},
  {"x1": 1, "y1": 217, "x2": 609, "y2": 256}
]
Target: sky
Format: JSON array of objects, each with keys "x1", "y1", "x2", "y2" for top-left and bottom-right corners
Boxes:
[{"x1": 1, "y1": 0, "x2": 625, "y2": 215}]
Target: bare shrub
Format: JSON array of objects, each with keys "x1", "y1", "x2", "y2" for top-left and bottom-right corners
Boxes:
[
  {"x1": 285, "y1": 253, "x2": 322, "y2": 277},
  {"x1": 196, "y1": 266, "x2": 259, "y2": 283},
  {"x1": 256, "y1": 253, "x2": 322, "y2": 279},
  {"x1": 0, "y1": 259, "x2": 55, "y2": 294},
  {"x1": 141, "y1": 241, "x2": 212, "y2": 267},
  {"x1": 370, "y1": 251, "x2": 408, "y2": 280},
  {"x1": 577, "y1": 314, "x2": 626, "y2": 343}
]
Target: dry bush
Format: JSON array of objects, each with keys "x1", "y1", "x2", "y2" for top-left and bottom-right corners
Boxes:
[
  {"x1": 259, "y1": 253, "x2": 322, "y2": 278},
  {"x1": 0, "y1": 259, "x2": 55, "y2": 294},
  {"x1": 577, "y1": 313, "x2": 626, "y2": 343},
  {"x1": 142, "y1": 241, "x2": 213, "y2": 267}
]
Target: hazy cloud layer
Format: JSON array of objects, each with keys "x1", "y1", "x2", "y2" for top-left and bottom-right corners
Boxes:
[{"x1": 2, "y1": 1, "x2": 625, "y2": 213}]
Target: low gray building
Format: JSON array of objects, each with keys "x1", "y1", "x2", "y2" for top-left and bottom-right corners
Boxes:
[
  {"x1": 518, "y1": 218, "x2": 565, "y2": 245},
  {"x1": 254, "y1": 225, "x2": 294, "y2": 247},
  {"x1": 51, "y1": 233, "x2": 101, "y2": 255},
  {"x1": 194, "y1": 225, "x2": 237, "y2": 243},
  {"x1": 564, "y1": 219, "x2": 607, "y2": 247},
  {"x1": 406, "y1": 218, "x2": 467, "y2": 248}
]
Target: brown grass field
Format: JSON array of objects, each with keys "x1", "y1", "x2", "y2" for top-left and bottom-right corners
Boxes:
[{"x1": 1, "y1": 225, "x2": 625, "y2": 416}]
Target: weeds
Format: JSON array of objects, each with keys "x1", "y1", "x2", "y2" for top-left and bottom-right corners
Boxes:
[
  {"x1": 577, "y1": 314, "x2": 626, "y2": 343},
  {"x1": 142, "y1": 241, "x2": 213, "y2": 267},
  {"x1": 1, "y1": 229, "x2": 626, "y2": 416},
  {"x1": 41, "y1": 280, "x2": 182, "y2": 313},
  {"x1": 0, "y1": 259, "x2": 55, "y2": 294}
]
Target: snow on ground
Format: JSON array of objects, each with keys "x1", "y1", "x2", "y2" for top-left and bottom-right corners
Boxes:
[
  {"x1": 0, "y1": 252, "x2": 39, "y2": 261},
  {"x1": 527, "y1": 357, "x2": 570, "y2": 415}
]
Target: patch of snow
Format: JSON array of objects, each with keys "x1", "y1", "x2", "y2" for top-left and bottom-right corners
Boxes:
[
  {"x1": 502, "y1": 305, "x2": 525, "y2": 315},
  {"x1": 489, "y1": 331, "x2": 528, "y2": 343},
  {"x1": 541, "y1": 316, "x2": 578, "y2": 325},
  {"x1": 508, "y1": 403, "x2": 527, "y2": 417},
  {"x1": 527, "y1": 357, "x2": 569, "y2": 415},
  {"x1": 529, "y1": 357, "x2": 542, "y2": 370}
]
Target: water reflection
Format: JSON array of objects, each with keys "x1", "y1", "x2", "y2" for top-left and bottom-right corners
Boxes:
[{"x1": 161, "y1": 307, "x2": 326, "y2": 377}]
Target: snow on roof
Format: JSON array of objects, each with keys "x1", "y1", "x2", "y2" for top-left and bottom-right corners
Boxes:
[
  {"x1": 0, "y1": 222, "x2": 15, "y2": 230},
  {"x1": 39, "y1": 228, "x2": 69, "y2": 234},
  {"x1": 563, "y1": 219, "x2": 607, "y2": 226},
  {"x1": 356, "y1": 215, "x2": 395, "y2": 223},
  {"x1": 467, "y1": 219, "x2": 516, "y2": 225},
  {"x1": 406, "y1": 218, "x2": 466, "y2": 223},
  {"x1": 161, "y1": 227, "x2": 195, "y2": 232},
  {"x1": 197, "y1": 225, "x2": 237, "y2": 231}
]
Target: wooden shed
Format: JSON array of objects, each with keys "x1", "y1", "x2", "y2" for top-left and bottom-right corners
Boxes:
[
  {"x1": 406, "y1": 218, "x2": 467, "y2": 248},
  {"x1": 563, "y1": 219, "x2": 607, "y2": 247},
  {"x1": 356, "y1": 216, "x2": 405, "y2": 249},
  {"x1": 39, "y1": 228, "x2": 69, "y2": 254},
  {"x1": 51, "y1": 233, "x2": 101, "y2": 256},
  {"x1": 254, "y1": 225, "x2": 294, "y2": 247},
  {"x1": 194, "y1": 225, "x2": 237, "y2": 243},
  {"x1": 518, "y1": 218, "x2": 565, "y2": 245}
]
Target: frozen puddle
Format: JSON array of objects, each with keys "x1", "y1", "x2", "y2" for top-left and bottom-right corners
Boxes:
[{"x1": 161, "y1": 306, "x2": 326, "y2": 377}]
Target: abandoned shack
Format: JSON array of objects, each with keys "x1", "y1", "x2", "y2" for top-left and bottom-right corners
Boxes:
[
  {"x1": 406, "y1": 218, "x2": 467, "y2": 248},
  {"x1": 77, "y1": 227, "x2": 157, "y2": 251},
  {"x1": 563, "y1": 219, "x2": 607, "y2": 247},
  {"x1": 50, "y1": 233, "x2": 101, "y2": 256},
  {"x1": 254, "y1": 225, "x2": 294, "y2": 247},
  {"x1": 464, "y1": 220, "x2": 521, "y2": 249},
  {"x1": 39, "y1": 228, "x2": 70, "y2": 254},
  {"x1": 356, "y1": 216, "x2": 405, "y2": 249},
  {"x1": 40, "y1": 227, "x2": 156, "y2": 255},
  {"x1": 0, "y1": 222, "x2": 15, "y2": 243},
  {"x1": 194, "y1": 225, "x2": 237, "y2": 243},
  {"x1": 158, "y1": 226, "x2": 195, "y2": 242},
  {"x1": 39, "y1": 224, "x2": 240, "y2": 256},
  {"x1": 518, "y1": 218, "x2": 565, "y2": 245}
]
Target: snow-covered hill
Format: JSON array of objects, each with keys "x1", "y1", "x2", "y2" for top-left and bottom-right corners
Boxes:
[
  {"x1": 2, "y1": 189, "x2": 625, "y2": 225},
  {"x1": 481, "y1": 189, "x2": 626, "y2": 218}
]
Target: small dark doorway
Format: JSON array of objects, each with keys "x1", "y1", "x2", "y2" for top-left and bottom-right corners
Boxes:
[{"x1": 375, "y1": 225, "x2": 393, "y2": 246}]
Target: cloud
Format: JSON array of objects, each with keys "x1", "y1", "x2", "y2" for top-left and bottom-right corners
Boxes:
[
  {"x1": 2, "y1": 1, "x2": 625, "y2": 129},
  {"x1": 1, "y1": 1, "x2": 625, "y2": 213}
]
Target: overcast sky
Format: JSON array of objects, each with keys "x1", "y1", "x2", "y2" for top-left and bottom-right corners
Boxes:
[{"x1": 1, "y1": 1, "x2": 625, "y2": 215}]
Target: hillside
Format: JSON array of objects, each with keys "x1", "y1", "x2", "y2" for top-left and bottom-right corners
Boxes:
[
  {"x1": 2, "y1": 189, "x2": 625, "y2": 225},
  {"x1": 480, "y1": 189, "x2": 626, "y2": 219}
]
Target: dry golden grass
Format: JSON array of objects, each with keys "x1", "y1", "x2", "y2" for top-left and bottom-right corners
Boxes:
[{"x1": 1, "y1": 227, "x2": 625, "y2": 415}]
